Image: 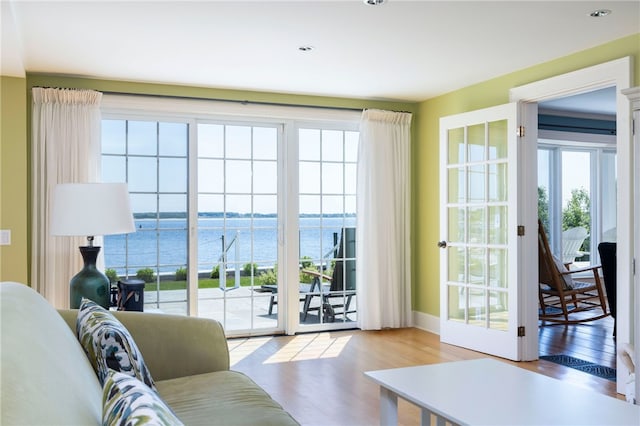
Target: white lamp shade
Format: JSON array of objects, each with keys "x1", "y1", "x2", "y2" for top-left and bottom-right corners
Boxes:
[{"x1": 50, "y1": 183, "x2": 136, "y2": 237}]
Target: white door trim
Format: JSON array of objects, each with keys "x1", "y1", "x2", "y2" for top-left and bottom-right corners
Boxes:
[
  {"x1": 509, "y1": 57, "x2": 632, "y2": 393},
  {"x1": 622, "y1": 86, "x2": 640, "y2": 402}
]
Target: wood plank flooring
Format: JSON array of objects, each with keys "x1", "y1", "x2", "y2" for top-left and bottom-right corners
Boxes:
[
  {"x1": 229, "y1": 318, "x2": 620, "y2": 426},
  {"x1": 539, "y1": 314, "x2": 616, "y2": 368}
]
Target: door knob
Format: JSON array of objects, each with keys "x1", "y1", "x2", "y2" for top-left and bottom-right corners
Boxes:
[{"x1": 437, "y1": 240, "x2": 447, "y2": 248}]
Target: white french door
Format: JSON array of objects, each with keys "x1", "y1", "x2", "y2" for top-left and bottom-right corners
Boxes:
[{"x1": 439, "y1": 103, "x2": 524, "y2": 360}]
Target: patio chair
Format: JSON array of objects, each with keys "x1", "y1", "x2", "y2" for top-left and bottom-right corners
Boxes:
[
  {"x1": 538, "y1": 220, "x2": 609, "y2": 325},
  {"x1": 302, "y1": 228, "x2": 356, "y2": 322},
  {"x1": 257, "y1": 281, "x2": 326, "y2": 316},
  {"x1": 562, "y1": 226, "x2": 589, "y2": 264}
]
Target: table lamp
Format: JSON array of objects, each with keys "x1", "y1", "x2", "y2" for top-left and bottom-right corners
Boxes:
[{"x1": 51, "y1": 183, "x2": 135, "y2": 309}]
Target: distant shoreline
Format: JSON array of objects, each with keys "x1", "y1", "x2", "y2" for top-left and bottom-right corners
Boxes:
[
  {"x1": 134, "y1": 212, "x2": 356, "y2": 220},
  {"x1": 105, "y1": 215, "x2": 356, "y2": 274}
]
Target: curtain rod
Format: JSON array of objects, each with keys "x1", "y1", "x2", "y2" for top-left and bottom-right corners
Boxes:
[
  {"x1": 35, "y1": 87, "x2": 411, "y2": 114},
  {"x1": 101, "y1": 90, "x2": 366, "y2": 113}
]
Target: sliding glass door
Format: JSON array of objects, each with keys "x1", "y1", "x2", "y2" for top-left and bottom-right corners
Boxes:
[{"x1": 100, "y1": 97, "x2": 360, "y2": 336}]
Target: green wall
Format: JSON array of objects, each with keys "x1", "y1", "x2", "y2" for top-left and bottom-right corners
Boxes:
[
  {"x1": 413, "y1": 33, "x2": 640, "y2": 317},
  {"x1": 0, "y1": 76, "x2": 28, "y2": 283}
]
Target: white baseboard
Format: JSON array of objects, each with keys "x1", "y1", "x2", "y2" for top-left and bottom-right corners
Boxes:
[{"x1": 412, "y1": 310, "x2": 440, "y2": 335}]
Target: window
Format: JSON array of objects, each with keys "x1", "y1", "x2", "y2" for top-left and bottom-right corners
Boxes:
[
  {"x1": 100, "y1": 95, "x2": 360, "y2": 335},
  {"x1": 537, "y1": 138, "x2": 616, "y2": 268}
]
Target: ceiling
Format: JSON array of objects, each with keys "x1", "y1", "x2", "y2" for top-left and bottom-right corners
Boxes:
[
  {"x1": 2, "y1": 1, "x2": 639, "y2": 105},
  {"x1": 539, "y1": 86, "x2": 618, "y2": 117}
]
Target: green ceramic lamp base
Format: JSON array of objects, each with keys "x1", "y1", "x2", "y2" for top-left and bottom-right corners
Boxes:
[{"x1": 69, "y1": 245, "x2": 110, "y2": 309}]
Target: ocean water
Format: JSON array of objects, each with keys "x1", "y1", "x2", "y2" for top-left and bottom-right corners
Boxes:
[{"x1": 104, "y1": 216, "x2": 355, "y2": 274}]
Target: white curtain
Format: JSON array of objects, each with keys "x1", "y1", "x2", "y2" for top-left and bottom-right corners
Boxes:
[
  {"x1": 356, "y1": 109, "x2": 412, "y2": 330},
  {"x1": 31, "y1": 87, "x2": 102, "y2": 308}
]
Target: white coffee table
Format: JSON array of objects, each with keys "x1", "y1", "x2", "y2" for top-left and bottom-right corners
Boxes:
[{"x1": 365, "y1": 358, "x2": 639, "y2": 425}]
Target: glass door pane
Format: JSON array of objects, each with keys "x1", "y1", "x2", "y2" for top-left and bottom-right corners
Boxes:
[
  {"x1": 102, "y1": 119, "x2": 189, "y2": 315},
  {"x1": 537, "y1": 148, "x2": 552, "y2": 239},
  {"x1": 298, "y1": 128, "x2": 358, "y2": 328},
  {"x1": 561, "y1": 151, "x2": 591, "y2": 265},
  {"x1": 443, "y1": 117, "x2": 510, "y2": 333},
  {"x1": 601, "y1": 151, "x2": 617, "y2": 242},
  {"x1": 196, "y1": 122, "x2": 280, "y2": 334}
]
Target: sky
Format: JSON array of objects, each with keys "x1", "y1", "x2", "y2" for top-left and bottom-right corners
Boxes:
[{"x1": 538, "y1": 145, "x2": 590, "y2": 207}]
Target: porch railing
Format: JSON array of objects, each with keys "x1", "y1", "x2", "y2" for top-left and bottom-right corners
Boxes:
[{"x1": 219, "y1": 230, "x2": 241, "y2": 291}]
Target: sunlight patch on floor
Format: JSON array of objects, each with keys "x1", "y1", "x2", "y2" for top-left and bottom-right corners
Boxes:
[
  {"x1": 264, "y1": 333, "x2": 352, "y2": 364},
  {"x1": 228, "y1": 337, "x2": 273, "y2": 367}
]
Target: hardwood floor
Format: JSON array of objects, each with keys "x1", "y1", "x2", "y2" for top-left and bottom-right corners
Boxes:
[
  {"x1": 538, "y1": 276, "x2": 617, "y2": 370},
  {"x1": 539, "y1": 314, "x2": 616, "y2": 368},
  {"x1": 229, "y1": 320, "x2": 620, "y2": 426}
]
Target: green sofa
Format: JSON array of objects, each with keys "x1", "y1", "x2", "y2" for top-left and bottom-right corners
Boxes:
[{"x1": 0, "y1": 282, "x2": 298, "y2": 425}]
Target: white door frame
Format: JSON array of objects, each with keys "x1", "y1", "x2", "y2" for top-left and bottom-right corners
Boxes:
[
  {"x1": 510, "y1": 57, "x2": 633, "y2": 393},
  {"x1": 622, "y1": 86, "x2": 640, "y2": 402}
]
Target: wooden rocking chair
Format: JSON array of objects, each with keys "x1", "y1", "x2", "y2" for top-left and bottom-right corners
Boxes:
[{"x1": 538, "y1": 220, "x2": 609, "y2": 324}]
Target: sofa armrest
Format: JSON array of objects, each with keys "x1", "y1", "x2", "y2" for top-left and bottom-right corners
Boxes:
[{"x1": 58, "y1": 309, "x2": 230, "y2": 381}]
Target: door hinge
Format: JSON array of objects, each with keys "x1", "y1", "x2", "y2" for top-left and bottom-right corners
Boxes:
[
  {"x1": 517, "y1": 326, "x2": 526, "y2": 337},
  {"x1": 516, "y1": 126, "x2": 525, "y2": 137},
  {"x1": 517, "y1": 225, "x2": 525, "y2": 236}
]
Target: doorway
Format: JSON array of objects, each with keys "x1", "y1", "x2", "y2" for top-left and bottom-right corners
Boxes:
[
  {"x1": 537, "y1": 87, "x2": 617, "y2": 269},
  {"x1": 510, "y1": 56, "x2": 632, "y2": 394},
  {"x1": 536, "y1": 87, "x2": 618, "y2": 371}
]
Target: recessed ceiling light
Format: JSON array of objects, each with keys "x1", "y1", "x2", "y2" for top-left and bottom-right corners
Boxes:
[
  {"x1": 298, "y1": 46, "x2": 314, "y2": 52},
  {"x1": 363, "y1": 0, "x2": 386, "y2": 5},
  {"x1": 589, "y1": 9, "x2": 612, "y2": 18}
]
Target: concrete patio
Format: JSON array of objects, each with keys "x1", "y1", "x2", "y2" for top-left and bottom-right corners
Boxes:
[{"x1": 141, "y1": 286, "x2": 356, "y2": 333}]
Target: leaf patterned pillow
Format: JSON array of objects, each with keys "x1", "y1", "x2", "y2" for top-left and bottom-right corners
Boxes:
[
  {"x1": 103, "y1": 369, "x2": 183, "y2": 426},
  {"x1": 77, "y1": 298, "x2": 156, "y2": 390}
]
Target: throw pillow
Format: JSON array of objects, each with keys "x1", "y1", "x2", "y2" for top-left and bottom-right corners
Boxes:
[
  {"x1": 552, "y1": 256, "x2": 574, "y2": 290},
  {"x1": 77, "y1": 298, "x2": 156, "y2": 390},
  {"x1": 103, "y1": 369, "x2": 183, "y2": 426}
]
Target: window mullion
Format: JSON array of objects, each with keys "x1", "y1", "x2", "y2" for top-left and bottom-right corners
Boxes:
[{"x1": 187, "y1": 119, "x2": 199, "y2": 316}]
